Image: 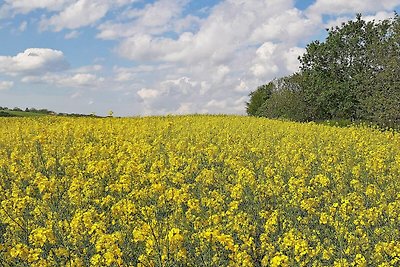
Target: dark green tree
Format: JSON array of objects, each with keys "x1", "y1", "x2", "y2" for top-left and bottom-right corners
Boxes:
[
  {"x1": 260, "y1": 74, "x2": 308, "y2": 121},
  {"x1": 358, "y1": 13, "x2": 400, "y2": 126},
  {"x1": 246, "y1": 82, "x2": 273, "y2": 116},
  {"x1": 247, "y1": 14, "x2": 399, "y2": 126},
  {"x1": 298, "y1": 13, "x2": 400, "y2": 124}
]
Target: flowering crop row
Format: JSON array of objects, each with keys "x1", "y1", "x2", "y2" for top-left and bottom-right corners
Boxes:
[{"x1": 0, "y1": 116, "x2": 399, "y2": 266}]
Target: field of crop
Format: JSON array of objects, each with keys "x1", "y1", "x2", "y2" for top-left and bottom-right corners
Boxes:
[{"x1": 0, "y1": 116, "x2": 399, "y2": 266}]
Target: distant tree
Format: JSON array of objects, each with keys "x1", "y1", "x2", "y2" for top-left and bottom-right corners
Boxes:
[
  {"x1": 260, "y1": 74, "x2": 308, "y2": 121},
  {"x1": 0, "y1": 111, "x2": 16, "y2": 117},
  {"x1": 248, "y1": 13, "x2": 400, "y2": 126},
  {"x1": 357, "y1": 13, "x2": 400, "y2": 126},
  {"x1": 298, "y1": 13, "x2": 400, "y2": 124},
  {"x1": 246, "y1": 82, "x2": 274, "y2": 116}
]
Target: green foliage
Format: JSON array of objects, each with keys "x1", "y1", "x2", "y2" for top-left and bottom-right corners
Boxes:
[
  {"x1": 246, "y1": 83, "x2": 273, "y2": 116},
  {"x1": 0, "y1": 107, "x2": 54, "y2": 117},
  {"x1": 0, "y1": 106, "x2": 101, "y2": 118},
  {"x1": 298, "y1": 13, "x2": 400, "y2": 124},
  {"x1": 4, "y1": 110, "x2": 47, "y2": 117},
  {"x1": 248, "y1": 13, "x2": 400, "y2": 127},
  {"x1": 260, "y1": 75, "x2": 308, "y2": 121},
  {"x1": 24, "y1": 107, "x2": 55, "y2": 114},
  {"x1": 0, "y1": 111, "x2": 16, "y2": 117}
]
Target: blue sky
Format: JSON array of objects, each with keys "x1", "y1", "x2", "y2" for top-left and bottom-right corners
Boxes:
[{"x1": 0, "y1": 0, "x2": 399, "y2": 116}]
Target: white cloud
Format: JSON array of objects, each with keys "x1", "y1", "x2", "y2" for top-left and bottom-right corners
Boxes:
[
  {"x1": 19, "y1": 21, "x2": 27, "y2": 31},
  {"x1": 363, "y1": 11, "x2": 398, "y2": 21},
  {"x1": 250, "y1": 9, "x2": 318, "y2": 44},
  {"x1": 58, "y1": 73, "x2": 104, "y2": 87},
  {"x1": 307, "y1": 0, "x2": 400, "y2": 17},
  {"x1": 0, "y1": 48, "x2": 69, "y2": 76},
  {"x1": 0, "y1": 0, "x2": 72, "y2": 15},
  {"x1": 206, "y1": 99, "x2": 227, "y2": 109},
  {"x1": 40, "y1": 0, "x2": 109, "y2": 31},
  {"x1": 137, "y1": 88, "x2": 161, "y2": 99},
  {"x1": 174, "y1": 102, "x2": 192, "y2": 114},
  {"x1": 0, "y1": 81, "x2": 14, "y2": 90},
  {"x1": 250, "y1": 42, "x2": 278, "y2": 78},
  {"x1": 112, "y1": 64, "x2": 173, "y2": 82},
  {"x1": 110, "y1": 0, "x2": 323, "y2": 115},
  {"x1": 70, "y1": 91, "x2": 81, "y2": 99},
  {"x1": 235, "y1": 80, "x2": 249, "y2": 92},
  {"x1": 64, "y1": 30, "x2": 80, "y2": 39},
  {"x1": 124, "y1": 0, "x2": 187, "y2": 27},
  {"x1": 0, "y1": 50, "x2": 105, "y2": 89},
  {"x1": 284, "y1": 47, "x2": 306, "y2": 73},
  {"x1": 28, "y1": 0, "x2": 135, "y2": 31},
  {"x1": 73, "y1": 64, "x2": 103, "y2": 73},
  {"x1": 324, "y1": 11, "x2": 397, "y2": 32},
  {"x1": 116, "y1": 0, "x2": 318, "y2": 65},
  {"x1": 173, "y1": 15, "x2": 203, "y2": 33},
  {"x1": 2, "y1": 0, "x2": 399, "y2": 116},
  {"x1": 22, "y1": 73, "x2": 105, "y2": 88},
  {"x1": 114, "y1": 71, "x2": 137, "y2": 82},
  {"x1": 97, "y1": 0, "x2": 188, "y2": 40}
]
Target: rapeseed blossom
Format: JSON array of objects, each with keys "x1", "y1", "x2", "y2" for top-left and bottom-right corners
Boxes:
[{"x1": 0, "y1": 115, "x2": 399, "y2": 266}]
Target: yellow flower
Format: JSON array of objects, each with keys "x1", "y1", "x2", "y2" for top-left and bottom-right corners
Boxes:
[
  {"x1": 10, "y1": 243, "x2": 29, "y2": 259},
  {"x1": 168, "y1": 228, "x2": 184, "y2": 246},
  {"x1": 353, "y1": 253, "x2": 367, "y2": 267},
  {"x1": 270, "y1": 253, "x2": 289, "y2": 267},
  {"x1": 29, "y1": 228, "x2": 55, "y2": 247},
  {"x1": 0, "y1": 115, "x2": 399, "y2": 266},
  {"x1": 104, "y1": 251, "x2": 115, "y2": 266},
  {"x1": 320, "y1": 212, "x2": 329, "y2": 224}
]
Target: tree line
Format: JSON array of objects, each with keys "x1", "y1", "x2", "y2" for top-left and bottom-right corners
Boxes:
[
  {"x1": 0, "y1": 107, "x2": 55, "y2": 114},
  {"x1": 0, "y1": 107, "x2": 101, "y2": 118},
  {"x1": 247, "y1": 14, "x2": 399, "y2": 128}
]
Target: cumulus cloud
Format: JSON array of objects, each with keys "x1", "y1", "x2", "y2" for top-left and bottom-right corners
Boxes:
[
  {"x1": 0, "y1": 0, "x2": 135, "y2": 31},
  {"x1": 73, "y1": 64, "x2": 103, "y2": 73},
  {"x1": 0, "y1": 0, "x2": 72, "y2": 15},
  {"x1": 250, "y1": 42, "x2": 279, "y2": 78},
  {"x1": 114, "y1": 0, "x2": 399, "y2": 115},
  {"x1": 306, "y1": 0, "x2": 400, "y2": 17},
  {"x1": 64, "y1": 30, "x2": 80, "y2": 39},
  {"x1": 133, "y1": 68, "x2": 254, "y2": 115},
  {"x1": 0, "y1": 48, "x2": 69, "y2": 76},
  {"x1": 324, "y1": 11, "x2": 398, "y2": 29},
  {"x1": 107, "y1": 0, "x2": 327, "y2": 114},
  {"x1": 40, "y1": 0, "x2": 110, "y2": 31},
  {"x1": 58, "y1": 73, "x2": 105, "y2": 87},
  {"x1": 18, "y1": 21, "x2": 27, "y2": 31},
  {"x1": 2, "y1": 0, "x2": 399, "y2": 116},
  {"x1": 284, "y1": 47, "x2": 307, "y2": 73},
  {"x1": 135, "y1": 76, "x2": 201, "y2": 114},
  {"x1": 116, "y1": 0, "x2": 318, "y2": 66},
  {"x1": 137, "y1": 88, "x2": 161, "y2": 99},
  {"x1": 22, "y1": 73, "x2": 105, "y2": 88},
  {"x1": 97, "y1": 0, "x2": 188, "y2": 40},
  {"x1": 249, "y1": 8, "x2": 317, "y2": 44},
  {"x1": 0, "y1": 81, "x2": 14, "y2": 90},
  {"x1": 112, "y1": 64, "x2": 173, "y2": 83}
]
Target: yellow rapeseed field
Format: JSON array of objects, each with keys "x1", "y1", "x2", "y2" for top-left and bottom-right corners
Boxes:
[{"x1": 0, "y1": 115, "x2": 399, "y2": 266}]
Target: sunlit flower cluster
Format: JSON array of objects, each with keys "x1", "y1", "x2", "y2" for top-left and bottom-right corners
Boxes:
[{"x1": 0, "y1": 116, "x2": 399, "y2": 266}]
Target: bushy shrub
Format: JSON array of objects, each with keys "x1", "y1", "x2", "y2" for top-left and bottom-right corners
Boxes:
[
  {"x1": 246, "y1": 83, "x2": 273, "y2": 116},
  {"x1": 261, "y1": 86, "x2": 308, "y2": 122}
]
